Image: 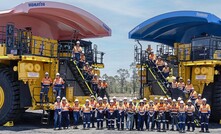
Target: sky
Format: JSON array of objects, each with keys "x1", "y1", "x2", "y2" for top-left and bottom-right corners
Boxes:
[{"x1": 1, "y1": 0, "x2": 221, "y2": 76}]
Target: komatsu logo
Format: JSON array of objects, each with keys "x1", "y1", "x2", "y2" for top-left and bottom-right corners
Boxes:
[{"x1": 28, "y1": 2, "x2": 45, "y2": 7}]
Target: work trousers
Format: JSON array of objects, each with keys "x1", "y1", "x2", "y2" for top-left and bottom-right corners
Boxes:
[
  {"x1": 73, "y1": 111, "x2": 80, "y2": 126},
  {"x1": 117, "y1": 111, "x2": 124, "y2": 130},
  {"x1": 147, "y1": 112, "x2": 155, "y2": 130},
  {"x1": 127, "y1": 113, "x2": 134, "y2": 130},
  {"x1": 171, "y1": 113, "x2": 179, "y2": 130},
  {"x1": 138, "y1": 113, "x2": 145, "y2": 131},
  {"x1": 61, "y1": 111, "x2": 69, "y2": 128},
  {"x1": 178, "y1": 113, "x2": 186, "y2": 131},
  {"x1": 97, "y1": 111, "x2": 104, "y2": 128},
  {"x1": 83, "y1": 113, "x2": 91, "y2": 129},
  {"x1": 201, "y1": 113, "x2": 209, "y2": 131},
  {"x1": 157, "y1": 112, "x2": 165, "y2": 130},
  {"x1": 54, "y1": 109, "x2": 62, "y2": 129},
  {"x1": 107, "y1": 112, "x2": 115, "y2": 129},
  {"x1": 40, "y1": 86, "x2": 50, "y2": 103}
]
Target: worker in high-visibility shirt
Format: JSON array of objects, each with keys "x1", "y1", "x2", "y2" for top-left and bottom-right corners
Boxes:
[
  {"x1": 91, "y1": 74, "x2": 99, "y2": 96},
  {"x1": 116, "y1": 99, "x2": 125, "y2": 130},
  {"x1": 103, "y1": 96, "x2": 109, "y2": 128},
  {"x1": 54, "y1": 96, "x2": 62, "y2": 130},
  {"x1": 153, "y1": 97, "x2": 159, "y2": 129},
  {"x1": 96, "y1": 97, "x2": 105, "y2": 129},
  {"x1": 97, "y1": 78, "x2": 103, "y2": 97},
  {"x1": 157, "y1": 97, "x2": 166, "y2": 132},
  {"x1": 170, "y1": 99, "x2": 179, "y2": 131},
  {"x1": 78, "y1": 52, "x2": 86, "y2": 69},
  {"x1": 185, "y1": 79, "x2": 194, "y2": 93},
  {"x1": 82, "y1": 99, "x2": 92, "y2": 129},
  {"x1": 155, "y1": 56, "x2": 165, "y2": 71},
  {"x1": 195, "y1": 94, "x2": 203, "y2": 110},
  {"x1": 137, "y1": 100, "x2": 146, "y2": 131},
  {"x1": 72, "y1": 41, "x2": 82, "y2": 62},
  {"x1": 199, "y1": 98, "x2": 211, "y2": 133},
  {"x1": 40, "y1": 72, "x2": 52, "y2": 104},
  {"x1": 178, "y1": 100, "x2": 186, "y2": 133},
  {"x1": 53, "y1": 73, "x2": 65, "y2": 99},
  {"x1": 132, "y1": 97, "x2": 138, "y2": 130},
  {"x1": 186, "y1": 99, "x2": 195, "y2": 132},
  {"x1": 61, "y1": 97, "x2": 70, "y2": 129},
  {"x1": 123, "y1": 97, "x2": 128, "y2": 126},
  {"x1": 177, "y1": 77, "x2": 185, "y2": 91},
  {"x1": 148, "y1": 51, "x2": 156, "y2": 61},
  {"x1": 164, "y1": 98, "x2": 171, "y2": 130},
  {"x1": 72, "y1": 99, "x2": 81, "y2": 129},
  {"x1": 166, "y1": 72, "x2": 176, "y2": 85},
  {"x1": 100, "y1": 79, "x2": 108, "y2": 98},
  {"x1": 83, "y1": 62, "x2": 90, "y2": 79},
  {"x1": 162, "y1": 63, "x2": 170, "y2": 78},
  {"x1": 189, "y1": 88, "x2": 197, "y2": 104},
  {"x1": 126, "y1": 99, "x2": 135, "y2": 131},
  {"x1": 143, "y1": 98, "x2": 148, "y2": 130},
  {"x1": 147, "y1": 100, "x2": 155, "y2": 131},
  {"x1": 112, "y1": 96, "x2": 118, "y2": 127},
  {"x1": 107, "y1": 99, "x2": 116, "y2": 130},
  {"x1": 170, "y1": 78, "x2": 178, "y2": 99},
  {"x1": 89, "y1": 95, "x2": 97, "y2": 128}
]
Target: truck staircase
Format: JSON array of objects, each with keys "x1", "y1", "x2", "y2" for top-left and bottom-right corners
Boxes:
[
  {"x1": 146, "y1": 60, "x2": 171, "y2": 97},
  {"x1": 67, "y1": 61, "x2": 94, "y2": 96},
  {"x1": 41, "y1": 110, "x2": 50, "y2": 125}
]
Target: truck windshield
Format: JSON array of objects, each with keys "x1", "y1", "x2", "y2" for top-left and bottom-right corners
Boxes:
[{"x1": 191, "y1": 38, "x2": 211, "y2": 60}]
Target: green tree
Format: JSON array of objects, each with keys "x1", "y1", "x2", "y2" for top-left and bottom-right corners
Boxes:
[
  {"x1": 130, "y1": 62, "x2": 140, "y2": 94},
  {"x1": 117, "y1": 69, "x2": 130, "y2": 93}
]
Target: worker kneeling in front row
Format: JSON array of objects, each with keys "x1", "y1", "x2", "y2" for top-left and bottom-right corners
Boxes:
[{"x1": 199, "y1": 98, "x2": 211, "y2": 133}]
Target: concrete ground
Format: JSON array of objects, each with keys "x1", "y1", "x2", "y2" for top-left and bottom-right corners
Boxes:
[{"x1": 0, "y1": 110, "x2": 221, "y2": 134}]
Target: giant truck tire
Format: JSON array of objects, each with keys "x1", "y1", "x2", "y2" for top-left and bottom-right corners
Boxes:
[
  {"x1": 0, "y1": 67, "x2": 21, "y2": 125},
  {"x1": 211, "y1": 80, "x2": 221, "y2": 122}
]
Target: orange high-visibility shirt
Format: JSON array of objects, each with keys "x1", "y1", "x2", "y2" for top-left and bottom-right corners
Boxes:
[
  {"x1": 171, "y1": 104, "x2": 179, "y2": 114},
  {"x1": 177, "y1": 82, "x2": 185, "y2": 89},
  {"x1": 162, "y1": 67, "x2": 170, "y2": 73},
  {"x1": 179, "y1": 106, "x2": 186, "y2": 113},
  {"x1": 200, "y1": 104, "x2": 211, "y2": 114},
  {"x1": 124, "y1": 102, "x2": 129, "y2": 108},
  {"x1": 103, "y1": 102, "x2": 109, "y2": 108},
  {"x1": 149, "y1": 54, "x2": 156, "y2": 61},
  {"x1": 107, "y1": 105, "x2": 116, "y2": 113},
  {"x1": 113, "y1": 101, "x2": 119, "y2": 107},
  {"x1": 102, "y1": 82, "x2": 108, "y2": 88},
  {"x1": 80, "y1": 54, "x2": 85, "y2": 62},
  {"x1": 92, "y1": 77, "x2": 99, "y2": 84},
  {"x1": 90, "y1": 100, "x2": 97, "y2": 108},
  {"x1": 54, "y1": 102, "x2": 62, "y2": 109},
  {"x1": 137, "y1": 106, "x2": 146, "y2": 113},
  {"x1": 41, "y1": 77, "x2": 52, "y2": 86},
  {"x1": 96, "y1": 103, "x2": 105, "y2": 111},
  {"x1": 117, "y1": 105, "x2": 125, "y2": 112},
  {"x1": 98, "y1": 82, "x2": 103, "y2": 88},
  {"x1": 73, "y1": 46, "x2": 82, "y2": 53},
  {"x1": 195, "y1": 99, "x2": 203, "y2": 107},
  {"x1": 158, "y1": 103, "x2": 166, "y2": 113},
  {"x1": 127, "y1": 105, "x2": 135, "y2": 114},
  {"x1": 172, "y1": 82, "x2": 178, "y2": 88},
  {"x1": 190, "y1": 91, "x2": 197, "y2": 100},
  {"x1": 156, "y1": 60, "x2": 164, "y2": 66},
  {"x1": 165, "y1": 103, "x2": 171, "y2": 112},
  {"x1": 53, "y1": 77, "x2": 64, "y2": 85},
  {"x1": 186, "y1": 105, "x2": 195, "y2": 114},
  {"x1": 82, "y1": 105, "x2": 92, "y2": 113},
  {"x1": 62, "y1": 102, "x2": 70, "y2": 111},
  {"x1": 185, "y1": 84, "x2": 193, "y2": 92},
  {"x1": 72, "y1": 103, "x2": 81, "y2": 112},
  {"x1": 147, "y1": 104, "x2": 155, "y2": 113}
]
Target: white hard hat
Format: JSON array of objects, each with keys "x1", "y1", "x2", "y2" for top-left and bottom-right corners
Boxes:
[
  {"x1": 143, "y1": 98, "x2": 147, "y2": 101},
  {"x1": 86, "y1": 99, "x2": 89, "y2": 102},
  {"x1": 140, "y1": 100, "x2": 144, "y2": 103},
  {"x1": 99, "y1": 98, "x2": 103, "y2": 101},
  {"x1": 91, "y1": 95, "x2": 95, "y2": 98},
  {"x1": 187, "y1": 100, "x2": 191, "y2": 103},
  {"x1": 154, "y1": 97, "x2": 158, "y2": 100},
  {"x1": 62, "y1": 97, "x2": 66, "y2": 100},
  {"x1": 99, "y1": 78, "x2": 103, "y2": 81},
  {"x1": 179, "y1": 77, "x2": 183, "y2": 80},
  {"x1": 133, "y1": 97, "x2": 137, "y2": 100},
  {"x1": 103, "y1": 97, "x2": 107, "y2": 100},
  {"x1": 113, "y1": 96, "x2": 116, "y2": 99},
  {"x1": 187, "y1": 79, "x2": 191, "y2": 82},
  {"x1": 103, "y1": 78, "x2": 106, "y2": 81},
  {"x1": 110, "y1": 100, "x2": 114, "y2": 103},
  {"x1": 56, "y1": 73, "x2": 60, "y2": 76},
  {"x1": 149, "y1": 100, "x2": 153, "y2": 103},
  {"x1": 129, "y1": 99, "x2": 133, "y2": 102},
  {"x1": 86, "y1": 62, "x2": 89, "y2": 65},
  {"x1": 198, "y1": 94, "x2": 202, "y2": 97},
  {"x1": 178, "y1": 97, "x2": 182, "y2": 101},
  {"x1": 94, "y1": 74, "x2": 98, "y2": 76},
  {"x1": 57, "y1": 96, "x2": 61, "y2": 99},
  {"x1": 168, "y1": 97, "x2": 172, "y2": 100},
  {"x1": 165, "y1": 62, "x2": 168, "y2": 66},
  {"x1": 76, "y1": 41, "x2": 80, "y2": 44},
  {"x1": 164, "y1": 98, "x2": 167, "y2": 101},
  {"x1": 119, "y1": 99, "x2": 123, "y2": 102},
  {"x1": 45, "y1": 72, "x2": 49, "y2": 75},
  {"x1": 180, "y1": 101, "x2": 184, "y2": 104},
  {"x1": 202, "y1": 98, "x2": 207, "y2": 101},
  {"x1": 172, "y1": 99, "x2": 176, "y2": 102},
  {"x1": 158, "y1": 56, "x2": 161, "y2": 58},
  {"x1": 123, "y1": 97, "x2": 127, "y2": 100},
  {"x1": 160, "y1": 97, "x2": 164, "y2": 100},
  {"x1": 75, "y1": 99, "x2": 79, "y2": 102}
]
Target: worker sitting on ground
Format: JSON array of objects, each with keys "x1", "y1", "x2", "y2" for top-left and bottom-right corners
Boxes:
[
  {"x1": 189, "y1": 88, "x2": 197, "y2": 104},
  {"x1": 82, "y1": 99, "x2": 92, "y2": 129},
  {"x1": 170, "y1": 99, "x2": 179, "y2": 131},
  {"x1": 116, "y1": 99, "x2": 125, "y2": 130},
  {"x1": 53, "y1": 73, "x2": 65, "y2": 99},
  {"x1": 54, "y1": 96, "x2": 62, "y2": 130},
  {"x1": 79, "y1": 52, "x2": 86, "y2": 69},
  {"x1": 137, "y1": 100, "x2": 146, "y2": 131},
  {"x1": 155, "y1": 56, "x2": 165, "y2": 71},
  {"x1": 162, "y1": 63, "x2": 170, "y2": 78},
  {"x1": 157, "y1": 97, "x2": 166, "y2": 132},
  {"x1": 195, "y1": 94, "x2": 203, "y2": 110},
  {"x1": 178, "y1": 100, "x2": 186, "y2": 133},
  {"x1": 90, "y1": 95, "x2": 97, "y2": 128},
  {"x1": 72, "y1": 41, "x2": 82, "y2": 62},
  {"x1": 91, "y1": 74, "x2": 99, "y2": 96},
  {"x1": 126, "y1": 99, "x2": 135, "y2": 131},
  {"x1": 40, "y1": 72, "x2": 52, "y2": 105},
  {"x1": 61, "y1": 97, "x2": 70, "y2": 129},
  {"x1": 96, "y1": 97, "x2": 105, "y2": 130},
  {"x1": 199, "y1": 98, "x2": 210, "y2": 133},
  {"x1": 107, "y1": 99, "x2": 116, "y2": 130},
  {"x1": 186, "y1": 99, "x2": 195, "y2": 132},
  {"x1": 147, "y1": 100, "x2": 155, "y2": 131},
  {"x1": 72, "y1": 99, "x2": 81, "y2": 129}
]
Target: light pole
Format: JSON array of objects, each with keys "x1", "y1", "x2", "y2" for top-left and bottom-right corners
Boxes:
[{"x1": 137, "y1": 40, "x2": 143, "y2": 99}]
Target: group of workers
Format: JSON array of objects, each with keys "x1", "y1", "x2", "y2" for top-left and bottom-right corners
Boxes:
[{"x1": 53, "y1": 95, "x2": 211, "y2": 133}]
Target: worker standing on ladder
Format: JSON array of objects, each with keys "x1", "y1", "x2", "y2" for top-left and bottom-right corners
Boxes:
[
  {"x1": 137, "y1": 100, "x2": 146, "y2": 131},
  {"x1": 53, "y1": 73, "x2": 65, "y2": 99},
  {"x1": 155, "y1": 56, "x2": 164, "y2": 71},
  {"x1": 116, "y1": 99, "x2": 125, "y2": 130},
  {"x1": 72, "y1": 99, "x2": 81, "y2": 129},
  {"x1": 61, "y1": 97, "x2": 70, "y2": 129},
  {"x1": 97, "y1": 78, "x2": 103, "y2": 97},
  {"x1": 96, "y1": 98, "x2": 105, "y2": 130},
  {"x1": 147, "y1": 100, "x2": 155, "y2": 131},
  {"x1": 186, "y1": 100, "x2": 195, "y2": 132},
  {"x1": 178, "y1": 100, "x2": 186, "y2": 133},
  {"x1": 91, "y1": 74, "x2": 99, "y2": 96},
  {"x1": 162, "y1": 63, "x2": 170, "y2": 78},
  {"x1": 54, "y1": 96, "x2": 62, "y2": 130},
  {"x1": 40, "y1": 72, "x2": 52, "y2": 105},
  {"x1": 199, "y1": 98, "x2": 211, "y2": 133},
  {"x1": 82, "y1": 99, "x2": 92, "y2": 129},
  {"x1": 100, "y1": 79, "x2": 108, "y2": 98},
  {"x1": 89, "y1": 95, "x2": 97, "y2": 128}
]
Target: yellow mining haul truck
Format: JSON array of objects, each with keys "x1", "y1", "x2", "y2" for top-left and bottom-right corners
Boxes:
[
  {"x1": 129, "y1": 11, "x2": 221, "y2": 122},
  {"x1": 0, "y1": 1, "x2": 111, "y2": 126}
]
